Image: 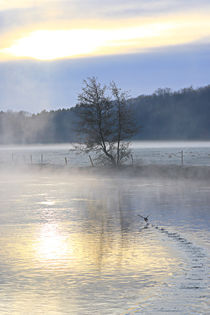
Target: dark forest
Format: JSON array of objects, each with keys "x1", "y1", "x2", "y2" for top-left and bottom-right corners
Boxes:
[{"x1": 0, "y1": 85, "x2": 209, "y2": 144}]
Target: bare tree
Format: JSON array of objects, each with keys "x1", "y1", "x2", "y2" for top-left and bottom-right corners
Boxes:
[
  {"x1": 75, "y1": 77, "x2": 137, "y2": 167},
  {"x1": 110, "y1": 81, "x2": 137, "y2": 166}
]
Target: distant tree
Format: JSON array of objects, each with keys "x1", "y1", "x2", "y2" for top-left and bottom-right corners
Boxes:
[
  {"x1": 74, "y1": 77, "x2": 137, "y2": 167},
  {"x1": 154, "y1": 88, "x2": 172, "y2": 96}
]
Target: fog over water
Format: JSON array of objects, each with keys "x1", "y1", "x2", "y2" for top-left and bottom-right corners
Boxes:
[
  {"x1": 0, "y1": 141, "x2": 210, "y2": 167},
  {"x1": 0, "y1": 161, "x2": 209, "y2": 314}
]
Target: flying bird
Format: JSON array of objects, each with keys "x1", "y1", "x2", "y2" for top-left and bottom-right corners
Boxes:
[{"x1": 138, "y1": 214, "x2": 149, "y2": 222}]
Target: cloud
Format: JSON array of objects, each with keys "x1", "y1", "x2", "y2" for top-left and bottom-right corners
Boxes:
[
  {"x1": 1, "y1": 12, "x2": 210, "y2": 61},
  {"x1": 1, "y1": 0, "x2": 210, "y2": 33},
  {"x1": 0, "y1": 1, "x2": 209, "y2": 47},
  {"x1": 1, "y1": 1, "x2": 210, "y2": 16}
]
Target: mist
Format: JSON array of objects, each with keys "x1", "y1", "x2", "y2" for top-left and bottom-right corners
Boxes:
[
  {"x1": 0, "y1": 87, "x2": 209, "y2": 311},
  {"x1": 0, "y1": 164, "x2": 209, "y2": 313}
]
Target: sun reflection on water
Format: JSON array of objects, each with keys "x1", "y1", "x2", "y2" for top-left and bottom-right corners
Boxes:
[
  {"x1": 0, "y1": 173, "x2": 208, "y2": 314},
  {"x1": 0, "y1": 207, "x2": 183, "y2": 314},
  {"x1": 35, "y1": 224, "x2": 70, "y2": 262},
  {"x1": 38, "y1": 201, "x2": 56, "y2": 206}
]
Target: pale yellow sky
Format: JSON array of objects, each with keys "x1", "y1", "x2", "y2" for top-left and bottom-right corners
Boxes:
[{"x1": 0, "y1": 1, "x2": 210, "y2": 60}]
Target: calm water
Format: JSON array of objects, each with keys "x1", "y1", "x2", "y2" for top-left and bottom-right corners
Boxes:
[
  {"x1": 0, "y1": 170, "x2": 209, "y2": 314},
  {"x1": 0, "y1": 141, "x2": 210, "y2": 166}
]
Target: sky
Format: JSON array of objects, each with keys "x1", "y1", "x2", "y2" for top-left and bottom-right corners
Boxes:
[{"x1": 0, "y1": 0, "x2": 210, "y2": 112}]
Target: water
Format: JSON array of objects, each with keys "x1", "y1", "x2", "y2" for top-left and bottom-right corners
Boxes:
[
  {"x1": 0, "y1": 141, "x2": 210, "y2": 166},
  {"x1": 0, "y1": 170, "x2": 209, "y2": 314}
]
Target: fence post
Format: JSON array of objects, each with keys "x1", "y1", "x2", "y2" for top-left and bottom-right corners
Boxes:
[
  {"x1": 89, "y1": 155, "x2": 94, "y2": 167},
  {"x1": 131, "y1": 154, "x2": 134, "y2": 166},
  {"x1": 181, "y1": 150, "x2": 184, "y2": 166},
  {"x1": 65, "y1": 157, "x2": 68, "y2": 166},
  {"x1": 30, "y1": 155, "x2": 33, "y2": 164},
  {"x1": 41, "y1": 154, "x2": 43, "y2": 164}
]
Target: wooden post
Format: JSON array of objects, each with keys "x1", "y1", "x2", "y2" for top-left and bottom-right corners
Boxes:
[
  {"x1": 65, "y1": 157, "x2": 68, "y2": 166},
  {"x1": 12, "y1": 153, "x2": 14, "y2": 162},
  {"x1": 89, "y1": 155, "x2": 94, "y2": 167},
  {"x1": 181, "y1": 150, "x2": 184, "y2": 166},
  {"x1": 41, "y1": 154, "x2": 43, "y2": 164},
  {"x1": 131, "y1": 154, "x2": 134, "y2": 166},
  {"x1": 30, "y1": 155, "x2": 33, "y2": 164}
]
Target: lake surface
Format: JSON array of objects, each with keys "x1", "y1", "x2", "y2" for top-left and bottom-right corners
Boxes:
[
  {"x1": 0, "y1": 141, "x2": 210, "y2": 167},
  {"x1": 0, "y1": 169, "x2": 209, "y2": 314}
]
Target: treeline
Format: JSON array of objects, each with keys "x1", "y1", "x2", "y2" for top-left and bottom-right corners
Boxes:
[
  {"x1": 0, "y1": 109, "x2": 76, "y2": 144},
  {"x1": 0, "y1": 85, "x2": 209, "y2": 144},
  {"x1": 130, "y1": 85, "x2": 210, "y2": 140}
]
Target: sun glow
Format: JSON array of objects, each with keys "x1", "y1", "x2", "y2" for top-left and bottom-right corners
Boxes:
[
  {"x1": 1, "y1": 14, "x2": 210, "y2": 60},
  {"x1": 1, "y1": 29, "x2": 104, "y2": 60},
  {"x1": 0, "y1": 24, "x2": 175, "y2": 60}
]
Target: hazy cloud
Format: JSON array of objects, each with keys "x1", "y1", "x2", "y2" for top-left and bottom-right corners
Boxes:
[
  {"x1": 0, "y1": 0, "x2": 209, "y2": 51},
  {"x1": 0, "y1": 43, "x2": 209, "y2": 112},
  {"x1": 0, "y1": 0, "x2": 210, "y2": 33}
]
